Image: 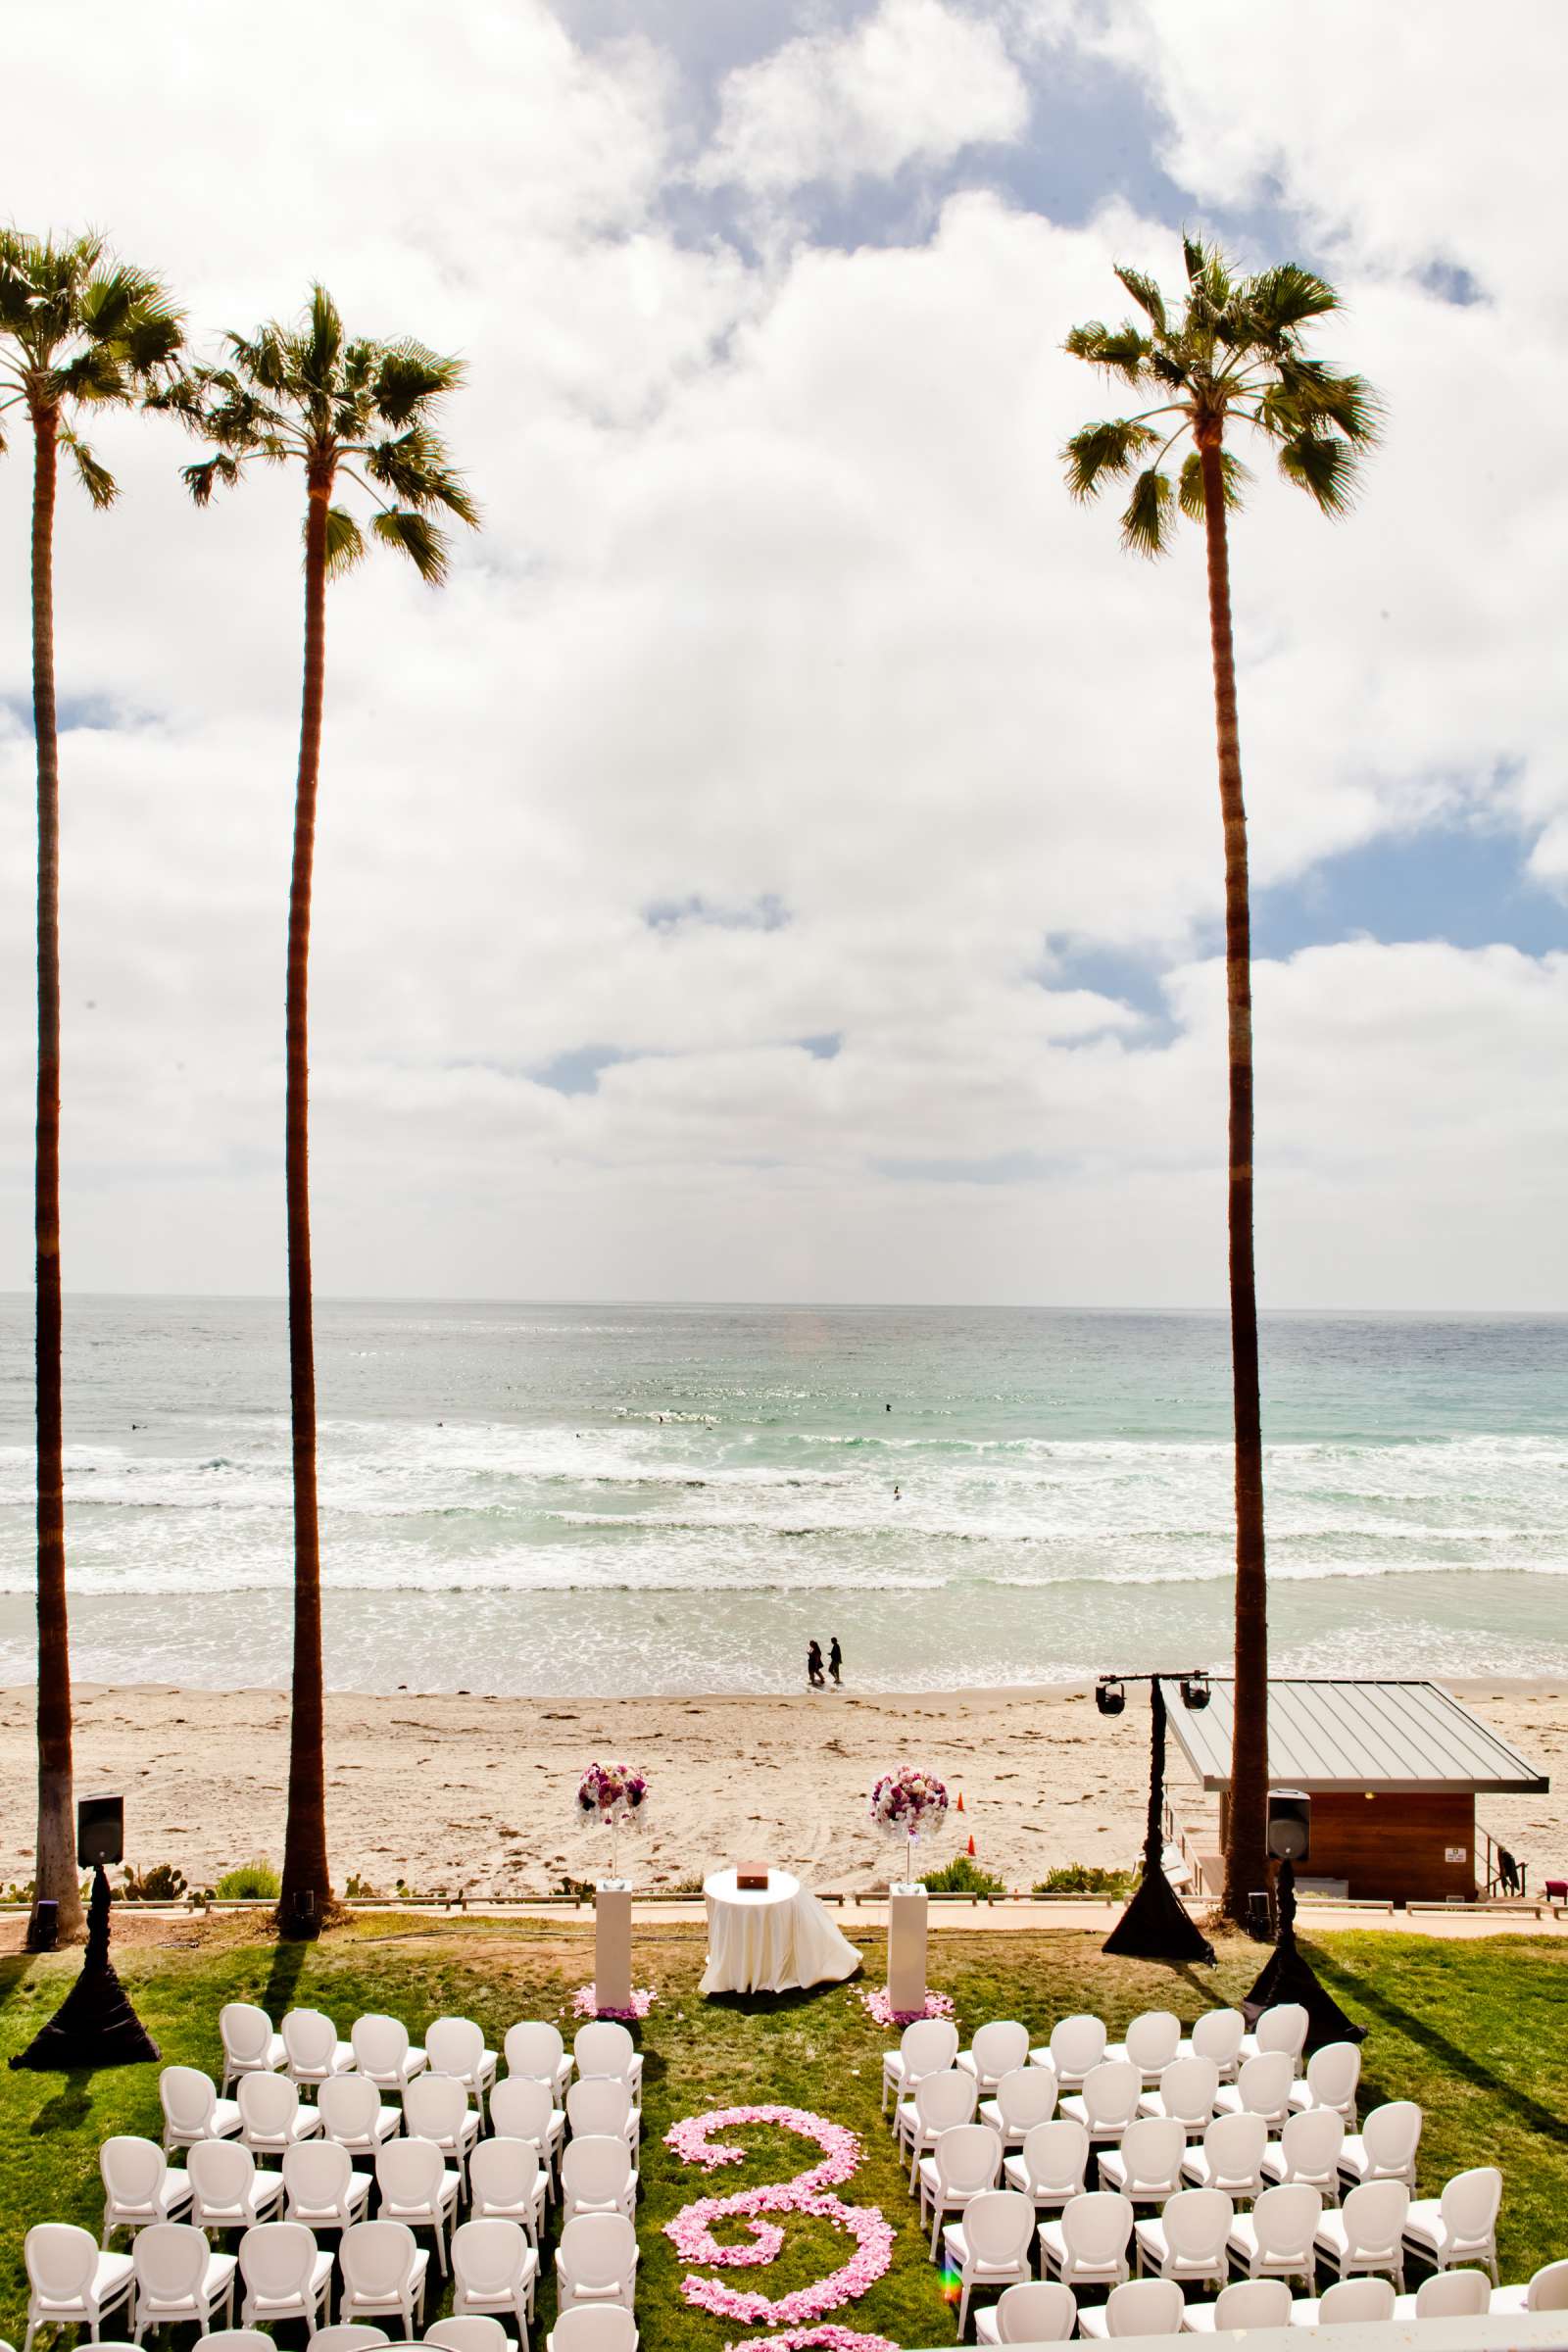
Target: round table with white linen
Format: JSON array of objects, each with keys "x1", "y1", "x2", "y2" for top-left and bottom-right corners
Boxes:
[{"x1": 700, "y1": 1867, "x2": 861, "y2": 1997}]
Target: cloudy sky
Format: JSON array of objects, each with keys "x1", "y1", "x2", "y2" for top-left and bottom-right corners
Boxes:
[{"x1": 2, "y1": 0, "x2": 1565, "y2": 1307}]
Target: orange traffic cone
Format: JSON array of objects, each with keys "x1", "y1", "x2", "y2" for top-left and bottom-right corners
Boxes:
[
  {"x1": 966, "y1": 1834, "x2": 976, "y2": 1858},
  {"x1": 956, "y1": 1791, "x2": 965, "y2": 1814}
]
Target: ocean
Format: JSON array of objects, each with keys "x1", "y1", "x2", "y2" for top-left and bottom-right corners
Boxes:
[{"x1": 1, "y1": 1297, "x2": 1566, "y2": 1694}]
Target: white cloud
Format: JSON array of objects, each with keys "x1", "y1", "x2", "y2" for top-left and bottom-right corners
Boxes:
[
  {"x1": 0, "y1": 0, "x2": 1563, "y2": 1306},
  {"x1": 697, "y1": 0, "x2": 1029, "y2": 194}
]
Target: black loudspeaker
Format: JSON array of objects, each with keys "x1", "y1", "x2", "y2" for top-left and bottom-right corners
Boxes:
[
  {"x1": 77, "y1": 1794, "x2": 124, "y2": 1869},
  {"x1": 1267, "y1": 1788, "x2": 1310, "y2": 1864}
]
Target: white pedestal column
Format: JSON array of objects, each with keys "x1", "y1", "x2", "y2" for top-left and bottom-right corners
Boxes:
[
  {"x1": 887, "y1": 1883, "x2": 929, "y2": 2018},
  {"x1": 594, "y1": 1882, "x2": 633, "y2": 2014}
]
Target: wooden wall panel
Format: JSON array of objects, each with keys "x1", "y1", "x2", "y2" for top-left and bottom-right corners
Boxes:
[{"x1": 1302, "y1": 1790, "x2": 1476, "y2": 1902}]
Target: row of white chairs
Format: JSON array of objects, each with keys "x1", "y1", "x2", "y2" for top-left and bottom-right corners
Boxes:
[
  {"x1": 220, "y1": 2011, "x2": 641, "y2": 2124},
  {"x1": 969, "y1": 2266, "x2": 1529, "y2": 2343},
  {"x1": 22, "y1": 2212, "x2": 638, "y2": 2352},
  {"x1": 103, "y1": 2132, "x2": 637, "y2": 2264},
  {"x1": 9, "y1": 2317, "x2": 632, "y2": 2352},
  {"x1": 930, "y1": 2168, "x2": 1503, "y2": 2337},
  {"x1": 883, "y1": 2006, "x2": 1310, "y2": 2118},
  {"x1": 897, "y1": 2047, "x2": 1362, "y2": 2165},
  {"x1": 161, "y1": 2069, "x2": 639, "y2": 2203}
]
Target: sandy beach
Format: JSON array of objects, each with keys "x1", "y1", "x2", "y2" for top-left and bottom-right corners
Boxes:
[{"x1": 2, "y1": 1679, "x2": 1562, "y2": 1901}]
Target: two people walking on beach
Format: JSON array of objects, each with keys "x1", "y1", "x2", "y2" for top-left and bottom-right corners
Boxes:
[{"x1": 808, "y1": 1637, "x2": 843, "y2": 1690}]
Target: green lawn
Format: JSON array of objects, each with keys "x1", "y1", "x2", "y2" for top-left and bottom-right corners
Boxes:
[{"x1": 1, "y1": 1915, "x2": 1564, "y2": 2350}]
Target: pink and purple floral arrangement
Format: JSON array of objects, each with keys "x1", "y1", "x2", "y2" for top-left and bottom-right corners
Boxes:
[{"x1": 576, "y1": 1758, "x2": 650, "y2": 1826}]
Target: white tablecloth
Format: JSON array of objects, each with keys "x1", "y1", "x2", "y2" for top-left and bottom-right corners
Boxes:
[{"x1": 700, "y1": 1867, "x2": 861, "y2": 1996}]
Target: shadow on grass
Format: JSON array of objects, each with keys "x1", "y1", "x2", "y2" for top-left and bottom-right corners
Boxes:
[
  {"x1": 699, "y1": 1976, "x2": 865, "y2": 2022},
  {"x1": 29, "y1": 2067, "x2": 96, "y2": 2134},
  {"x1": 1311, "y1": 1944, "x2": 1568, "y2": 2149},
  {"x1": 263, "y1": 1933, "x2": 310, "y2": 2020},
  {"x1": 0, "y1": 1954, "x2": 34, "y2": 2018}
]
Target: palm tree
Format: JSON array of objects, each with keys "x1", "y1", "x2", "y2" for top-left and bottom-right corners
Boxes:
[
  {"x1": 0, "y1": 231, "x2": 183, "y2": 1949},
  {"x1": 1062, "y1": 241, "x2": 1379, "y2": 1925},
  {"x1": 161, "y1": 288, "x2": 476, "y2": 1936}
]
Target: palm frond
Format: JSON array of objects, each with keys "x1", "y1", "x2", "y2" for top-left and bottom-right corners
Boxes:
[
  {"x1": 372, "y1": 340, "x2": 466, "y2": 426},
  {"x1": 319, "y1": 505, "x2": 367, "y2": 580},
  {"x1": 1119, "y1": 466, "x2": 1175, "y2": 558},
  {"x1": 1243, "y1": 263, "x2": 1339, "y2": 334},
  {"x1": 1112, "y1": 266, "x2": 1167, "y2": 333},
  {"x1": 370, "y1": 505, "x2": 449, "y2": 583},
  {"x1": 52, "y1": 345, "x2": 127, "y2": 404},
  {"x1": 58, "y1": 425, "x2": 117, "y2": 509},
  {"x1": 1277, "y1": 428, "x2": 1359, "y2": 515},
  {"x1": 1262, "y1": 360, "x2": 1383, "y2": 447},
  {"x1": 302, "y1": 285, "x2": 344, "y2": 389},
  {"x1": 181, "y1": 452, "x2": 243, "y2": 505},
  {"x1": 1064, "y1": 318, "x2": 1155, "y2": 384},
  {"x1": 1061, "y1": 417, "x2": 1162, "y2": 502},
  {"x1": 1177, "y1": 446, "x2": 1250, "y2": 520}
]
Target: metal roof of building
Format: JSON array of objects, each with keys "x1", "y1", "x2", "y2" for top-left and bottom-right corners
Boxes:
[{"x1": 1158, "y1": 1678, "x2": 1548, "y2": 1795}]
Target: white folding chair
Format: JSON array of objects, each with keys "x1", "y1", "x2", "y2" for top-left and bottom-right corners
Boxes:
[
  {"x1": 1288, "y1": 2040, "x2": 1360, "y2": 2129},
  {"x1": 100, "y1": 2136, "x2": 192, "y2": 2245},
  {"x1": 130, "y1": 2222, "x2": 237, "y2": 2340},
  {"x1": 283, "y1": 2009, "x2": 358, "y2": 2088},
  {"x1": 314, "y1": 2330, "x2": 394, "y2": 2352},
  {"x1": 220, "y1": 2003, "x2": 288, "y2": 2097},
  {"x1": 23, "y1": 2224, "x2": 135, "y2": 2352},
  {"x1": 940, "y1": 2187, "x2": 1034, "y2": 2337},
  {"x1": 565, "y1": 2076, "x2": 638, "y2": 2157},
  {"x1": 1134, "y1": 2186, "x2": 1231, "y2": 2290},
  {"x1": 202, "y1": 2332, "x2": 278, "y2": 2352},
  {"x1": 1238, "y1": 2003, "x2": 1307, "y2": 2073},
  {"x1": 1180, "y1": 2275, "x2": 1292, "y2": 2333},
  {"x1": 188, "y1": 2140, "x2": 286, "y2": 2233},
  {"x1": 1226, "y1": 2183, "x2": 1320, "y2": 2292},
  {"x1": 353, "y1": 2016, "x2": 428, "y2": 2098},
  {"x1": 1491, "y1": 2258, "x2": 1568, "y2": 2317},
  {"x1": 1315, "y1": 2179, "x2": 1408, "y2": 2287},
  {"x1": 1003, "y1": 2119, "x2": 1089, "y2": 2214},
  {"x1": 1338, "y1": 2100, "x2": 1421, "y2": 2192},
  {"x1": 404, "y1": 2076, "x2": 481, "y2": 2193},
  {"x1": 427, "y1": 2321, "x2": 512, "y2": 2352},
  {"x1": 1403, "y1": 2165, "x2": 1501, "y2": 2285},
  {"x1": 957, "y1": 2022, "x2": 1031, "y2": 2095},
  {"x1": 1213, "y1": 2051, "x2": 1292, "y2": 2132},
  {"x1": 238, "y1": 2221, "x2": 334, "y2": 2335},
  {"x1": 377, "y1": 2139, "x2": 463, "y2": 2278},
  {"x1": 318, "y1": 2074, "x2": 403, "y2": 2162},
  {"x1": 1181, "y1": 2112, "x2": 1269, "y2": 2206},
  {"x1": 1032, "y1": 2014, "x2": 1106, "y2": 2093},
  {"x1": 1077, "y1": 2277, "x2": 1186, "y2": 2338},
  {"x1": 492, "y1": 2078, "x2": 565, "y2": 2192},
  {"x1": 340, "y1": 2221, "x2": 430, "y2": 2340},
  {"x1": 504, "y1": 2023, "x2": 572, "y2": 2101},
  {"x1": 283, "y1": 2139, "x2": 372, "y2": 2231},
  {"x1": 450, "y1": 2219, "x2": 539, "y2": 2339},
  {"x1": 1099, "y1": 2117, "x2": 1186, "y2": 2205},
  {"x1": 1260, "y1": 2106, "x2": 1344, "y2": 2205},
  {"x1": 239, "y1": 2071, "x2": 322, "y2": 2158},
  {"x1": 555, "y1": 2215, "x2": 638, "y2": 2317},
  {"x1": 981, "y1": 2063, "x2": 1057, "y2": 2147},
  {"x1": 883, "y1": 2015, "x2": 960, "y2": 2115},
  {"x1": 1294, "y1": 2276, "x2": 1396, "y2": 2327},
  {"x1": 558, "y1": 2138, "x2": 634, "y2": 2228},
  {"x1": 162, "y1": 2066, "x2": 243, "y2": 2153},
  {"x1": 426, "y1": 2018, "x2": 498, "y2": 2122},
  {"x1": 1105, "y1": 2010, "x2": 1181, "y2": 2084},
  {"x1": 1394, "y1": 2270, "x2": 1492, "y2": 2321},
  {"x1": 542, "y1": 2313, "x2": 638, "y2": 2352},
  {"x1": 897, "y1": 2069, "x2": 977, "y2": 2183},
  {"x1": 572, "y1": 2022, "x2": 642, "y2": 2107},
  {"x1": 1060, "y1": 2060, "x2": 1142, "y2": 2146},
  {"x1": 1139, "y1": 2058, "x2": 1218, "y2": 2135},
  {"x1": 973, "y1": 2278, "x2": 1076, "y2": 2344},
  {"x1": 1177, "y1": 2009, "x2": 1245, "y2": 2083},
  {"x1": 917, "y1": 2123, "x2": 1003, "y2": 2257},
  {"x1": 1037, "y1": 2189, "x2": 1135, "y2": 2293}
]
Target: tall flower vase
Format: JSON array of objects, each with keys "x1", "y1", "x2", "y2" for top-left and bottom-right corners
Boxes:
[
  {"x1": 887, "y1": 1880, "x2": 929, "y2": 2022},
  {"x1": 594, "y1": 1878, "x2": 633, "y2": 2016}
]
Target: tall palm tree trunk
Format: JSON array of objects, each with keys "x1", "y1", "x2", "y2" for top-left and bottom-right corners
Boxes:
[
  {"x1": 277, "y1": 469, "x2": 333, "y2": 1937},
  {"x1": 1200, "y1": 434, "x2": 1269, "y2": 1927},
  {"x1": 29, "y1": 401, "x2": 84, "y2": 1949}
]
